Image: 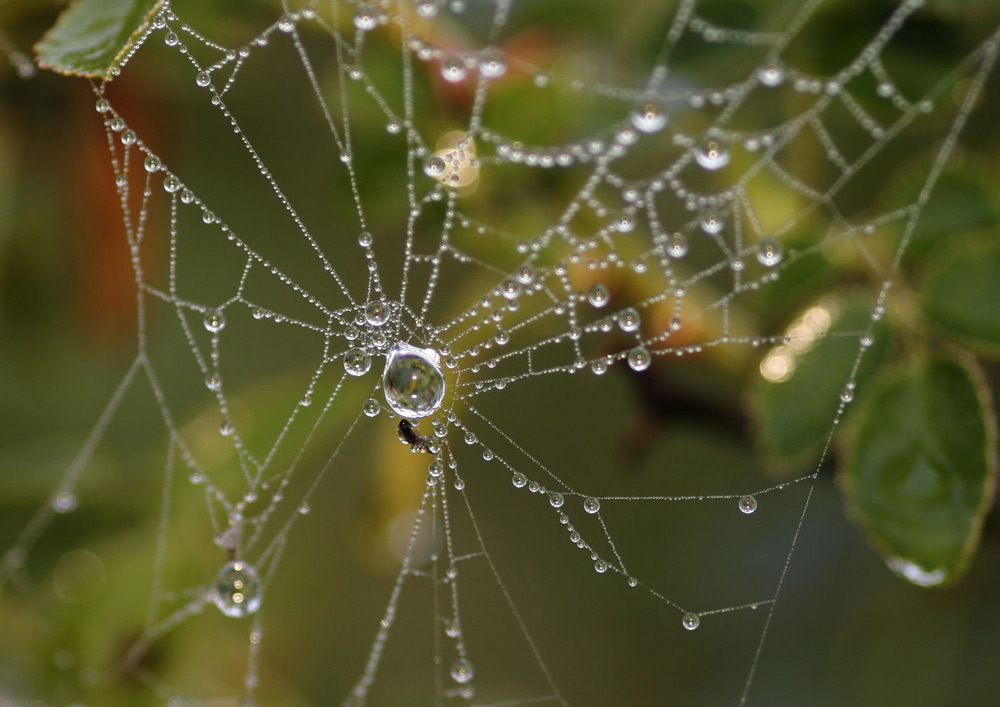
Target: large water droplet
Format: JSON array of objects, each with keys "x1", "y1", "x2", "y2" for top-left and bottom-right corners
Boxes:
[
  {"x1": 695, "y1": 130, "x2": 731, "y2": 170},
  {"x1": 583, "y1": 497, "x2": 601, "y2": 514},
  {"x1": 681, "y1": 612, "x2": 700, "y2": 630},
  {"x1": 212, "y1": 560, "x2": 263, "y2": 618},
  {"x1": 631, "y1": 97, "x2": 668, "y2": 133},
  {"x1": 344, "y1": 348, "x2": 372, "y2": 376},
  {"x1": 383, "y1": 343, "x2": 446, "y2": 419}
]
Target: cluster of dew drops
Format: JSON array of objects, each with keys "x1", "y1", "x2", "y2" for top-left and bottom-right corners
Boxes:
[{"x1": 74, "y1": 0, "x2": 806, "y2": 652}]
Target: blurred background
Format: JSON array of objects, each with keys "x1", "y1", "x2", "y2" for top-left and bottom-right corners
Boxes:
[{"x1": 1, "y1": 0, "x2": 999, "y2": 705}]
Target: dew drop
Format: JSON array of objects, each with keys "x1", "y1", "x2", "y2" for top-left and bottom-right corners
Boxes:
[
  {"x1": 616, "y1": 213, "x2": 635, "y2": 232},
  {"x1": 682, "y1": 613, "x2": 700, "y2": 630},
  {"x1": 354, "y1": 3, "x2": 379, "y2": 31},
  {"x1": 479, "y1": 48, "x2": 507, "y2": 78},
  {"x1": 164, "y1": 31, "x2": 179, "y2": 46},
  {"x1": 344, "y1": 348, "x2": 372, "y2": 376},
  {"x1": 203, "y1": 309, "x2": 226, "y2": 333},
  {"x1": 416, "y1": 0, "x2": 438, "y2": 17},
  {"x1": 51, "y1": 491, "x2": 78, "y2": 513},
  {"x1": 95, "y1": 98, "x2": 111, "y2": 113},
  {"x1": 383, "y1": 343, "x2": 446, "y2": 419},
  {"x1": 667, "y1": 232, "x2": 689, "y2": 258},
  {"x1": 120, "y1": 130, "x2": 137, "y2": 146},
  {"x1": 205, "y1": 373, "x2": 222, "y2": 391},
  {"x1": 631, "y1": 97, "x2": 668, "y2": 133},
  {"x1": 451, "y1": 658, "x2": 474, "y2": 684},
  {"x1": 219, "y1": 419, "x2": 235, "y2": 436},
  {"x1": 445, "y1": 619, "x2": 460, "y2": 638},
  {"x1": 500, "y1": 278, "x2": 521, "y2": 300},
  {"x1": 628, "y1": 576, "x2": 639, "y2": 587},
  {"x1": 860, "y1": 334, "x2": 874, "y2": 348},
  {"x1": 298, "y1": 501, "x2": 311, "y2": 515},
  {"x1": 512, "y1": 472, "x2": 528, "y2": 488},
  {"x1": 694, "y1": 130, "x2": 731, "y2": 170},
  {"x1": 627, "y1": 346, "x2": 651, "y2": 372},
  {"x1": 277, "y1": 13, "x2": 295, "y2": 33},
  {"x1": 699, "y1": 211, "x2": 725, "y2": 235},
  {"x1": 163, "y1": 175, "x2": 182, "y2": 193},
  {"x1": 588, "y1": 284, "x2": 610, "y2": 308},
  {"x1": 756, "y1": 237, "x2": 783, "y2": 267},
  {"x1": 365, "y1": 301, "x2": 390, "y2": 326},
  {"x1": 516, "y1": 264, "x2": 535, "y2": 284},
  {"x1": 590, "y1": 358, "x2": 608, "y2": 375},
  {"x1": 195, "y1": 71, "x2": 211, "y2": 88},
  {"x1": 758, "y1": 62, "x2": 785, "y2": 87},
  {"x1": 739, "y1": 495, "x2": 757, "y2": 515},
  {"x1": 583, "y1": 497, "x2": 601, "y2": 514},
  {"x1": 594, "y1": 559, "x2": 609, "y2": 573},
  {"x1": 549, "y1": 493, "x2": 565, "y2": 508},
  {"x1": 618, "y1": 308, "x2": 641, "y2": 333},
  {"x1": 441, "y1": 55, "x2": 467, "y2": 83},
  {"x1": 363, "y1": 398, "x2": 381, "y2": 417},
  {"x1": 211, "y1": 560, "x2": 262, "y2": 618},
  {"x1": 423, "y1": 154, "x2": 446, "y2": 178}
]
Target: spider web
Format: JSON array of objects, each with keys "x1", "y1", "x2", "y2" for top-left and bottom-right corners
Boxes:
[{"x1": 1, "y1": 0, "x2": 998, "y2": 704}]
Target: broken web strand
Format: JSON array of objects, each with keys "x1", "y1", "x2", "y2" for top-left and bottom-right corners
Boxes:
[{"x1": 4, "y1": 0, "x2": 999, "y2": 704}]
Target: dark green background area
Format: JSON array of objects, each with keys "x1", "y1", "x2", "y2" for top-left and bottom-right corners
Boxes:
[{"x1": 1, "y1": 1, "x2": 999, "y2": 705}]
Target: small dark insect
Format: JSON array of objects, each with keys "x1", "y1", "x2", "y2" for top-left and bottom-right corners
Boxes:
[{"x1": 397, "y1": 419, "x2": 432, "y2": 453}]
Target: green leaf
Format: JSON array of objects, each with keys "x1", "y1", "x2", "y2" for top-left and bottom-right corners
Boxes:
[
  {"x1": 841, "y1": 355, "x2": 997, "y2": 587},
  {"x1": 35, "y1": 0, "x2": 164, "y2": 79},
  {"x1": 905, "y1": 170, "x2": 997, "y2": 261},
  {"x1": 921, "y1": 242, "x2": 1000, "y2": 354},
  {"x1": 754, "y1": 299, "x2": 891, "y2": 471}
]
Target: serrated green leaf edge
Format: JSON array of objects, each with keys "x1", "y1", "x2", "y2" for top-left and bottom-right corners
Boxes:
[
  {"x1": 840, "y1": 353, "x2": 998, "y2": 587},
  {"x1": 35, "y1": 0, "x2": 165, "y2": 80}
]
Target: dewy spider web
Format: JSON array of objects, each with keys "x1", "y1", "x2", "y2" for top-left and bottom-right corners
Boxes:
[{"x1": 2, "y1": 0, "x2": 998, "y2": 704}]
